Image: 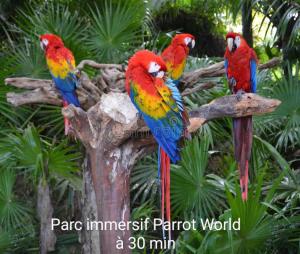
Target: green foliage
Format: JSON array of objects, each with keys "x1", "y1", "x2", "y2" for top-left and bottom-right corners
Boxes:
[
  {"x1": 175, "y1": 171, "x2": 289, "y2": 254},
  {"x1": 257, "y1": 0, "x2": 300, "y2": 47},
  {"x1": 131, "y1": 155, "x2": 159, "y2": 204},
  {"x1": 11, "y1": 2, "x2": 88, "y2": 61},
  {"x1": 86, "y1": 1, "x2": 150, "y2": 63},
  {"x1": 0, "y1": 230, "x2": 10, "y2": 253},
  {"x1": 271, "y1": 167, "x2": 300, "y2": 216},
  {"x1": 256, "y1": 65, "x2": 300, "y2": 150},
  {"x1": 0, "y1": 169, "x2": 32, "y2": 232},
  {"x1": 171, "y1": 135, "x2": 228, "y2": 220},
  {"x1": 0, "y1": 125, "x2": 81, "y2": 187}
]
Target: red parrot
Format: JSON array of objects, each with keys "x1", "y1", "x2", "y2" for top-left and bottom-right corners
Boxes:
[
  {"x1": 161, "y1": 33, "x2": 195, "y2": 85},
  {"x1": 224, "y1": 32, "x2": 258, "y2": 200},
  {"x1": 125, "y1": 50, "x2": 188, "y2": 239},
  {"x1": 40, "y1": 34, "x2": 80, "y2": 135}
]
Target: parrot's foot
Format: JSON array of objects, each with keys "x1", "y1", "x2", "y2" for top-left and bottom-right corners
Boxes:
[
  {"x1": 229, "y1": 77, "x2": 236, "y2": 93},
  {"x1": 236, "y1": 90, "x2": 245, "y2": 101}
]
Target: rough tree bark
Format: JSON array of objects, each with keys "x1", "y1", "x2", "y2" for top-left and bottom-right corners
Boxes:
[
  {"x1": 37, "y1": 179, "x2": 56, "y2": 254},
  {"x1": 5, "y1": 58, "x2": 281, "y2": 254}
]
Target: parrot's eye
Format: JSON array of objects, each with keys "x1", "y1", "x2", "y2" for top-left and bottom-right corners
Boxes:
[
  {"x1": 234, "y1": 36, "x2": 241, "y2": 48},
  {"x1": 40, "y1": 39, "x2": 49, "y2": 50}
]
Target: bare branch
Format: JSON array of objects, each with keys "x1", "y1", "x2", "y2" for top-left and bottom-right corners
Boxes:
[
  {"x1": 77, "y1": 60, "x2": 123, "y2": 71},
  {"x1": 181, "y1": 57, "x2": 282, "y2": 87},
  {"x1": 5, "y1": 77, "x2": 52, "y2": 89},
  {"x1": 188, "y1": 93, "x2": 281, "y2": 132},
  {"x1": 7, "y1": 87, "x2": 61, "y2": 106},
  {"x1": 182, "y1": 82, "x2": 215, "y2": 96}
]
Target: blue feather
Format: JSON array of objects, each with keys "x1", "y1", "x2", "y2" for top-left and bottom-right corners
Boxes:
[
  {"x1": 170, "y1": 79, "x2": 180, "y2": 86},
  {"x1": 250, "y1": 59, "x2": 257, "y2": 93},
  {"x1": 52, "y1": 74, "x2": 80, "y2": 107},
  {"x1": 224, "y1": 59, "x2": 228, "y2": 78},
  {"x1": 130, "y1": 88, "x2": 182, "y2": 163},
  {"x1": 165, "y1": 78, "x2": 184, "y2": 112}
]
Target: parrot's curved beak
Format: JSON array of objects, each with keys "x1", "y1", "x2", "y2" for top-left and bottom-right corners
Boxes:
[
  {"x1": 188, "y1": 39, "x2": 195, "y2": 49},
  {"x1": 40, "y1": 40, "x2": 47, "y2": 51},
  {"x1": 227, "y1": 38, "x2": 233, "y2": 52},
  {"x1": 149, "y1": 71, "x2": 165, "y2": 78},
  {"x1": 227, "y1": 38, "x2": 237, "y2": 53}
]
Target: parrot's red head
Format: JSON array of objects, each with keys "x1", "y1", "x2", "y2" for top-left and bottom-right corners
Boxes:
[
  {"x1": 125, "y1": 50, "x2": 167, "y2": 94},
  {"x1": 225, "y1": 31, "x2": 248, "y2": 53},
  {"x1": 39, "y1": 34, "x2": 64, "y2": 51},
  {"x1": 172, "y1": 33, "x2": 195, "y2": 50},
  {"x1": 128, "y1": 50, "x2": 167, "y2": 78}
]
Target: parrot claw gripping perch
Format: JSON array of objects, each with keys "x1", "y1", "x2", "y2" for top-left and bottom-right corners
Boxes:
[
  {"x1": 229, "y1": 77, "x2": 237, "y2": 94},
  {"x1": 236, "y1": 89, "x2": 246, "y2": 102},
  {"x1": 225, "y1": 31, "x2": 258, "y2": 201}
]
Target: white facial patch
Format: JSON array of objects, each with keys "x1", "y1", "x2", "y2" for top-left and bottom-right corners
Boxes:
[
  {"x1": 234, "y1": 36, "x2": 241, "y2": 48},
  {"x1": 156, "y1": 71, "x2": 165, "y2": 78},
  {"x1": 227, "y1": 38, "x2": 233, "y2": 52},
  {"x1": 148, "y1": 61, "x2": 161, "y2": 74},
  {"x1": 184, "y1": 37, "x2": 192, "y2": 46}
]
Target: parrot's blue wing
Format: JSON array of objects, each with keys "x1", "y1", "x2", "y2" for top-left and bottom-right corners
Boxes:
[
  {"x1": 224, "y1": 58, "x2": 228, "y2": 78},
  {"x1": 52, "y1": 74, "x2": 80, "y2": 107},
  {"x1": 250, "y1": 59, "x2": 257, "y2": 93},
  {"x1": 165, "y1": 78, "x2": 184, "y2": 112}
]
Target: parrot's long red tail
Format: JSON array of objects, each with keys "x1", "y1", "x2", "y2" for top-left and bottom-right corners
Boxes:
[
  {"x1": 63, "y1": 101, "x2": 70, "y2": 135},
  {"x1": 233, "y1": 116, "x2": 253, "y2": 201},
  {"x1": 159, "y1": 147, "x2": 171, "y2": 240}
]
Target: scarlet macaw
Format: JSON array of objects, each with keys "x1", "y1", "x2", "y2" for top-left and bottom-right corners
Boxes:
[
  {"x1": 125, "y1": 50, "x2": 188, "y2": 239},
  {"x1": 40, "y1": 34, "x2": 80, "y2": 135},
  {"x1": 224, "y1": 32, "x2": 258, "y2": 200},
  {"x1": 161, "y1": 33, "x2": 195, "y2": 85}
]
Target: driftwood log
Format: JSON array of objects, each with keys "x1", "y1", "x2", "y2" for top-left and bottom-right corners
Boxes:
[{"x1": 5, "y1": 57, "x2": 281, "y2": 254}]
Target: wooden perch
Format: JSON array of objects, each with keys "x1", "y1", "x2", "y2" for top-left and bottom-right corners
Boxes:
[
  {"x1": 188, "y1": 93, "x2": 281, "y2": 132},
  {"x1": 76, "y1": 60, "x2": 123, "y2": 71}
]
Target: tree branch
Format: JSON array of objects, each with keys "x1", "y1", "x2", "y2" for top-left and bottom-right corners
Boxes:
[
  {"x1": 77, "y1": 60, "x2": 123, "y2": 71},
  {"x1": 58, "y1": 91, "x2": 281, "y2": 148},
  {"x1": 5, "y1": 57, "x2": 281, "y2": 110},
  {"x1": 181, "y1": 57, "x2": 282, "y2": 87},
  {"x1": 188, "y1": 93, "x2": 281, "y2": 132}
]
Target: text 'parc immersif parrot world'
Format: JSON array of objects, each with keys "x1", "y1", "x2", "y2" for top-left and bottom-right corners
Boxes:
[{"x1": 0, "y1": 0, "x2": 300, "y2": 253}]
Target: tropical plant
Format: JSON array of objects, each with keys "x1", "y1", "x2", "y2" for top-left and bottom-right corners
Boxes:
[
  {"x1": 0, "y1": 125, "x2": 81, "y2": 188},
  {"x1": 271, "y1": 167, "x2": 300, "y2": 216},
  {"x1": 256, "y1": 64, "x2": 300, "y2": 151},
  {"x1": 0, "y1": 169, "x2": 32, "y2": 232},
  {"x1": 175, "y1": 171, "x2": 286, "y2": 254},
  {"x1": 86, "y1": 0, "x2": 152, "y2": 63},
  {"x1": 171, "y1": 135, "x2": 229, "y2": 220}
]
